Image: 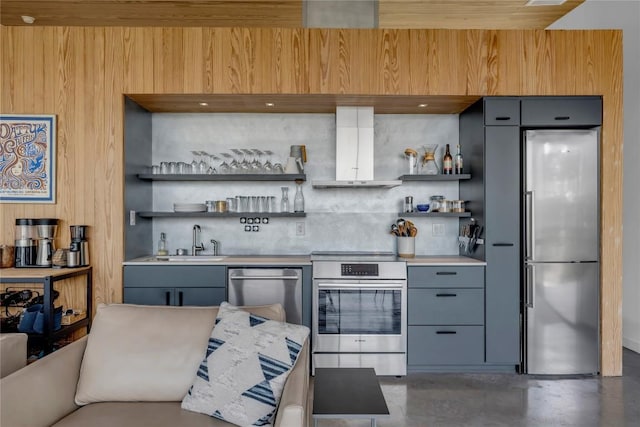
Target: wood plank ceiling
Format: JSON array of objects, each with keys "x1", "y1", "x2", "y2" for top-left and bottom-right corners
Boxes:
[{"x1": 1, "y1": 0, "x2": 584, "y2": 29}]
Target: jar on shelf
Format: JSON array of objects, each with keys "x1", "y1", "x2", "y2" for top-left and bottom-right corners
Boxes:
[{"x1": 429, "y1": 195, "x2": 445, "y2": 212}]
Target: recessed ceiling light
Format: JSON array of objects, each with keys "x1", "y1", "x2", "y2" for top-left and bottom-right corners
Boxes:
[
  {"x1": 198, "y1": 102, "x2": 208, "y2": 106},
  {"x1": 21, "y1": 15, "x2": 36, "y2": 24},
  {"x1": 418, "y1": 104, "x2": 428, "y2": 108},
  {"x1": 525, "y1": 0, "x2": 567, "y2": 6},
  {"x1": 265, "y1": 102, "x2": 275, "y2": 107}
]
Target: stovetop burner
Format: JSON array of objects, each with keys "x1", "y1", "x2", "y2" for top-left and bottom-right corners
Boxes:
[{"x1": 310, "y1": 251, "x2": 398, "y2": 262}]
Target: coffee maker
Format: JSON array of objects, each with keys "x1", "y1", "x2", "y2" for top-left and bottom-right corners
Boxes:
[
  {"x1": 35, "y1": 218, "x2": 58, "y2": 267},
  {"x1": 69, "y1": 225, "x2": 89, "y2": 267},
  {"x1": 14, "y1": 218, "x2": 37, "y2": 268}
]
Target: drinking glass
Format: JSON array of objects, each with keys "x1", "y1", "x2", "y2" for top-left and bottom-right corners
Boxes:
[
  {"x1": 198, "y1": 151, "x2": 210, "y2": 174},
  {"x1": 263, "y1": 150, "x2": 274, "y2": 174},
  {"x1": 250, "y1": 196, "x2": 260, "y2": 213},
  {"x1": 160, "y1": 161, "x2": 170, "y2": 174}
]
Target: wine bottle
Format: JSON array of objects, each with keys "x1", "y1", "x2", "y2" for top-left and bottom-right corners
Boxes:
[
  {"x1": 443, "y1": 144, "x2": 453, "y2": 175},
  {"x1": 454, "y1": 144, "x2": 464, "y2": 174}
]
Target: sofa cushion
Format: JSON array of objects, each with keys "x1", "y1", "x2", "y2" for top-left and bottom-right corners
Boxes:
[
  {"x1": 75, "y1": 303, "x2": 285, "y2": 405},
  {"x1": 52, "y1": 402, "x2": 233, "y2": 427},
  {"x1": 181, "y1": 302, "x2": 309, "y2": 427}
]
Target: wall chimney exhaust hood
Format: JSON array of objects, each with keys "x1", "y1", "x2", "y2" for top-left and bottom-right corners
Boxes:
[{"x1": 312, "y1": 107, "x2": 402, "y2": 189}]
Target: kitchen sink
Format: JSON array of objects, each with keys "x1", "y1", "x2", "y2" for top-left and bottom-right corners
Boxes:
[{"x1": 154, "y1": 255, "x2": 227, "y2": 262}]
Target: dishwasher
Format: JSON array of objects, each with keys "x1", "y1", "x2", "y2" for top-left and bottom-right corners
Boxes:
[{"x1": 227, "y1": 268, "x2": 302, "y2": 324}]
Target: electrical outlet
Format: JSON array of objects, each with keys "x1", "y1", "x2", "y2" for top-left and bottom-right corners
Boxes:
[
  {"x1": 432, "y1": 223, "x2": 445, "y2": 236},
  {"x1": 296, "y1": 222, "x2": 305, "y2": 236},
  {"x1": 129, "y1": 210, "x2": 136, "y2": 226}
]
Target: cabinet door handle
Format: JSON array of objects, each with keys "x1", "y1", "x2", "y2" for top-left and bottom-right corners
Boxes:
[
  {"x1": 554, "y1": 116, "x2": 570, "y2": 121},
  {"x1": 495, "y1": 116, "x2": 511, "y2": 121},
  {"x1": 436, "y1": 271, "x2": 457, "y2": 275},
  {"x1": 165, "y1": 291, "x2": 171, "y2": 306},
  {"x1": 436, "y1": 331, "x2": 457, "y2": 335},
  {"x1": 178, "y1": 291, "x2": 184, "y2": 306},
  {"x1": 436, "y1": 293, "x2": 457, "y2": 297},
  {"x1": 492, "y1": 243, "x2": 514, "y2": 247}
]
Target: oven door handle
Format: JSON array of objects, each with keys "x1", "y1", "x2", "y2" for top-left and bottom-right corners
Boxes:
[
  {"x1": 230, "y1": 275, "x2": 300, "y2": 280},
  {"x1": 316, "y1": 282, "x2": 405, "y2": 289}
]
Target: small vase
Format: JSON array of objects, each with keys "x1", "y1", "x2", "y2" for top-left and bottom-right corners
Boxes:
[
  {"x1": 294, "y1": 182, "x2": 305, "y2": 213},
  {"x1": 281, "y1": 187, "x2": 290, "y2": 213}
]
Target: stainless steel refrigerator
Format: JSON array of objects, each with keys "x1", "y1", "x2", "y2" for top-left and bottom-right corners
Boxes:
[{"x1": 523, "y1": 129, "x2": 600, "y2": 375}]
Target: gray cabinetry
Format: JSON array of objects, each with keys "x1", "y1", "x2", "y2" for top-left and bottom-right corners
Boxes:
[
  {"x1": 460, "y1": 97, "x2": 521, "y2": 371},
  {"x1": 407, "y1": 265, "x2": 485, "y2": 370},
  {"x1": 484, "y1": 98, "x2": 520, "y2": 126},
  {"x1": 123, "y1": 265, "x2": 226, "y2": 306},
  {"x1": 484, "y1": 126, "x2": 521, "y2": 364},
  {"x1": 521, "y1": 97, "x2": 602, "y2": 127}
]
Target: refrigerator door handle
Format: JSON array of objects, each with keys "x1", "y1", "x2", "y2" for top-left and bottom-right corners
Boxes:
[
  {"x1": 525, "y1": 190, "x2": 534, "y2": 260},
  {"x1": 525, "y1": 264, "x2": 534, "y2": 308}
]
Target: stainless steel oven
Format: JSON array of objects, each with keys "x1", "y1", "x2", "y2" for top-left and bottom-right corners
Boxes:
[{"x1": 311, "y1": 253, "x2": 407, "y2": 376}]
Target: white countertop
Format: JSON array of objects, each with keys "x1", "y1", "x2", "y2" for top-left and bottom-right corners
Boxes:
[
  {"x1": 123, "y1": 255, "x2": 312, "y2": 266},
  {"x1": 123, "y1": 254, "x2": 485, "y2": 266}
]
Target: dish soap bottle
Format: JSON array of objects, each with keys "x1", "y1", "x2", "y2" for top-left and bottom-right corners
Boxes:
[{"x1": 157, "y1": 232, "x2": 168, "y2": 256}]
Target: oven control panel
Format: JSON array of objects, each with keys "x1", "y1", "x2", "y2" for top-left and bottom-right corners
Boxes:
[{"x1": 341, "y1": 263, "x2": 379, "y2": 276}]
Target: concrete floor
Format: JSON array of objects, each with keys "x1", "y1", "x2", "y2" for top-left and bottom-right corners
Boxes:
[{"x1": 310, "y1": 349, "x2": 640, "y2": 427}]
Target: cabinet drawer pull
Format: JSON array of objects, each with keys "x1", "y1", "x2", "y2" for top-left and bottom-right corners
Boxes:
[
  {"x1": 554, "y1": 116, "x2": 570, "y2": 120},
  {"x1": 495, "y1": 116, "x2": 511, "y2": 121},
  {"x1": 436, "y1": 271, "x2": 457, "y2": 275},
  {"x1": 165, "y1": 291, "x2": 171, "y2": 306},
  {"x1": 436, "y1": 293, "x2": 457, "y2": 297},
  {"x1": 436, "y1": 331, "x2": 457, "y2": 335},
  {"x1": 178, "y1": 291, "x2": 184, "y2": 306},
  {"x1": 492, "y1": 243, "x2": 514, "y2": 247}
]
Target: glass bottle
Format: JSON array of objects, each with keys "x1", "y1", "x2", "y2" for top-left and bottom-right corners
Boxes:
[
  {"x1": 294, "y1": 181, "x2": 305, "y2": 212},
  {"x1": 281, "y1": 187, "x2": 290, "y2": 213},
  {"x1": 157, "y1": 232, "x2": 168, "y2": 256},
  {"x1": 443, "y1": 144, "x2": 453, "y2": 175},
  {"x1": 454, "y1": 144, "x2": 464, "y2": 174}
]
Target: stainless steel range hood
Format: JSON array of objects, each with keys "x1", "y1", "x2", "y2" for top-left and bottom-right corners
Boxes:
[{"x1": 312, "y1": 106, "x2": 402, "y2": 189}]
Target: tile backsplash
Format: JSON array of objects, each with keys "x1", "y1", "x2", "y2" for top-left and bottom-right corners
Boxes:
[{"x1": 150, "y1": 112, "x2": 461, "y2": 256}]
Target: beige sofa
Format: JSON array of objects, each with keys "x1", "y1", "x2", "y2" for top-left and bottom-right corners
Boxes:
[
  {"x1": 0, "y1": 304, "x2": 309, "y2": 427},
  {"x1": 0, "y1": 333, "x2": 27, "y2": 378}
]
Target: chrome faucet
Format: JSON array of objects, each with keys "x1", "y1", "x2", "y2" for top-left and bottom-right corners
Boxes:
[
  {"x1": 192, "y1": 224, "x2": 204, "y2": 256},
  {"x1": 210, "y1": 239, "x2": 220, "y2": 256}
]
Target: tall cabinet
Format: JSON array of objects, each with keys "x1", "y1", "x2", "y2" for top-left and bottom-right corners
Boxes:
[{"x1": 460, "y1": 97, "x2": 521, "y2": 370}]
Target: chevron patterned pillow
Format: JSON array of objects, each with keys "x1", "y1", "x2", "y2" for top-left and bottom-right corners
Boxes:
[{"x1": 181, "y1": 302, "x2": 309, "y2": 427}]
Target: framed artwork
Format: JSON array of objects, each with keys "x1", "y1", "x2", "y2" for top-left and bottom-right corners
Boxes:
[{"x1": 0, "y1": 115, "x2": 56, "y2": 203}]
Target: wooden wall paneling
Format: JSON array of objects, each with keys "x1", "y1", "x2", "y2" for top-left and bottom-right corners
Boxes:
[
  {"x1": 522, "y1": 30, "x2": 556, "y2": 95},
  {"x1": 0, "y1": 30, "x2": 23, "y2": 227},
  {"x1": 307, "y1": 29, "x2": 333, "y2": 94},
  {"x1": 227, "y1": 28, "x2": 253, "y2": 93},
  {"x1": 203, "y1": 28, "x2": 222, "y2": 93},
  {"x1": 489, "y1": 30, "x2": 525, "y2": 96},
  {"x1": 96, "y1": 27, "x2": 125, "y2": 306},
  {"x1": 152, "y1": 28, "x2": 184, "y2": 93},
  {"x1": 597, "y1": 31, "x2": 624, "y2": 377},
  {"x1": 375, "y1": 30, "x2": 411, "y2": 95},
  {"x1": 407, "y1": 30, "x2": 430, "y2": 95},
  {"x1": 465, "y1": 30, "x2": 489, "y2": 95},
  {"x1": 183, "y1": 28, "x2": 205, "y2": 93},
  {"x1": 308, "y1": 29, "x2": 374, "y2": 94},
  {"x1": 426, "y1": 30, "x2": 467, "y2": 96},
  {"x1": 254, "y1": 29, "x2": 276, "y2": 94},
  {"x1": 268, "y1": 29, "x2": 308, "y2": 94},
  {"x1": 123, "y1": 28, "x2": 154, "y2": 94}
]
